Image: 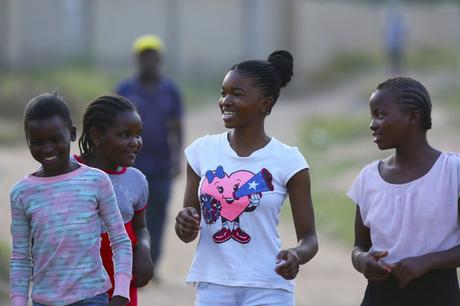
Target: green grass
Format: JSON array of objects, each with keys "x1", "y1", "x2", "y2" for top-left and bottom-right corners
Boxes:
[
  {"x1": 301, "y1": 115, "x2": 370, "y2": 153},
  {"x1": 0, "y1": 65, "x2": 221, "y2": 145},
  {"x1": 306, "y1": 52, "x2": 382, "y2": 92}
]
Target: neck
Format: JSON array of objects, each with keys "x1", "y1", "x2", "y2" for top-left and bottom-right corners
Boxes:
[
  {"x1": 228, "y1": 124, "x2": 270, "y2": 157},
  {"x1": 83, "y1": 152, "x2": 119, "y2": 173},
  {"x1": 139, "y1": 73, "x2": 159, "y2": 85},
  {"x1": 393, "y1": 134, "x2": 438, "y2": 166}
]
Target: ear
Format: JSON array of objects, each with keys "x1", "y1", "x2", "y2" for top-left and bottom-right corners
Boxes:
[
  {"x1": 261, "y1": 96, "x2": 274, "y2": 116},
  {"x1": 70, "y1": 126, "x2": 77, "y2": 142},
  {"x1": 89, "y1": 126, "x2": 102, "y2": 148},
  {"x1": 408, "y1": 110, "x2": 421, "y2": 127}
]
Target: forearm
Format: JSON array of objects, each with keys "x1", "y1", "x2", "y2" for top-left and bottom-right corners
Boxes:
[
  {"x1": 421, "y1": 244, "x2": 460, "y2": 271},
  {"x1": 291, "y1": 232, "x2": 318, "y2": 265},
  {"x1": 134, "y1": 227, "x2": 150, "y2": 250}
]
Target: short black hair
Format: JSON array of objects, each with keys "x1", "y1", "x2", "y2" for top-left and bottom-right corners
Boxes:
[
  {"x1": 377, "y1": 77, "x2": 432, "y2": 130},
  {"x1": 78, "y1": 95, "x2": 138, "y2": 158},
  {"x1": 23, "y1": 92, "x2": 73, "y2": 130},
  {"x1": 229, "y1": 50, "x2": 294, "y2": 115}
]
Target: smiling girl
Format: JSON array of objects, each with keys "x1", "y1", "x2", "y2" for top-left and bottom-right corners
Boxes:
[
  {"x1": 175, "y1": 51, "x2": 318, "y2": 306},
  {"x1": 76, "y1": 95, "x2": 153, "y2": 305},
  {"x1": 10, "y1": 93, "x2": 132, "y2": 306},
  {"x1": 348, "y1": 77, "x2": 460, "y2": 306}
]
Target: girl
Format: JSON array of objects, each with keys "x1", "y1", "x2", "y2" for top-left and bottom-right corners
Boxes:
[
  {"x1": 76, "y1": 95, "x2": 154, "y2": 305},
  {"x1": 348, "y1": 77, "x2": 460, "y2": 306},
  {"x1": 175, "y1": 50, "x2": 318, "y2": 305},
  {"x1": 10, "y1": 93, "x2": 132, "y2": 306}
]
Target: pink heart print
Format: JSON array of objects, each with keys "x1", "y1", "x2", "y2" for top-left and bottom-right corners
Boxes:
[{"x1": 201, "y1": 170, "x2": 254, "y2": 222}]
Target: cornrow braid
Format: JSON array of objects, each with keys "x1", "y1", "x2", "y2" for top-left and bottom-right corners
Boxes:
[
  {"x1": 79, "y1": 95, "x2": 138, "y2": 158},
  {"x1": 229, "y1": 50, "x2": 293, "y2": 115},
  {"x1": 377, "y1": 77, "x2": 432, "y2": 130}
]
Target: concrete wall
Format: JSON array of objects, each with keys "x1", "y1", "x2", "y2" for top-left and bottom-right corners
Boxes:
[{"x1": 2, "y1": 0, "x2": 459, "y2": 78}]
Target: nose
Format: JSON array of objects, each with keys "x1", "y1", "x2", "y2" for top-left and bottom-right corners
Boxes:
[
  {"x1": 129, "y1": 136, "x2": 142, "y2": 148},
  {"x1": 220, "y1": 95, "x2": 233, "y2": 107},
  {"x1": 41, "y1": 141, "x2": 55, "y2": 154},
  {"x1": 369, "y1": 119, "x2": 378, "y2": 131}
]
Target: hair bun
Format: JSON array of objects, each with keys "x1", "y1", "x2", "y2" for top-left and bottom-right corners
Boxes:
[{"x1": 267, "y1": 50, "x2": 293, "y2": 87}]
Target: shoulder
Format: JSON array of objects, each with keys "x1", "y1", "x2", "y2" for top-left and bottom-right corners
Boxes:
[
  {"x1": 161, "y1": 77, "x2": 179, "y2": 90},
  {"x1": 9, "y1": 177, "x2": 30, "y2": 200},
  {"x1": 186, "y1": 133, "x2": 224, "y2": 151},
  {"x1": 80, "y1": 164, "x2": 111, "y2": 182},
  {"x1": 116, "y1": 78, "x2": 136, "y2": 93},
  {"x1": 268, "y1": 138, "x2": 305, "y2": 160},
  {"x1": 124, "y1": 167, "x2": 147, "y2": 183}
]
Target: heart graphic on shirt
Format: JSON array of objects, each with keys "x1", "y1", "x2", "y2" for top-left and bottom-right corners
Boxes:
[{"x1": 200, "y1": 167, "x2": 273, "y2": 222}]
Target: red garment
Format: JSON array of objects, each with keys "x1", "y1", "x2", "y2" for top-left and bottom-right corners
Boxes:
[{"x1": 100, "y1": 220, "x2": 138, "y2": 306}]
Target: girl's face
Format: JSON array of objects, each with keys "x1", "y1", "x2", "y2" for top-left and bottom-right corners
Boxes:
[
  {"x1": 96, "y1": 110, "x2": 143, "y2": 169},
  {"x1": 369, "y1": 89, "x2": 411, "y2": 150},
  {"x1": 218, "y1": 70, "x2": 271, "y2": 129},
  {"x1": 26, "y1": 115, "x2": 76, "y2": 176}
]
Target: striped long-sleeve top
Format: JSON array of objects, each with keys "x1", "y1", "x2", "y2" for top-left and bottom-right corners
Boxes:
[{"x1": 9, "y1": 164, "x2": 132, "y2": 306}]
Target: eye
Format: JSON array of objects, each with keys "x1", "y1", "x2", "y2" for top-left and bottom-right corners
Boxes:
[
  {"x1": 220, "y1": 91, "x2": 226, "y2": 98},
  {"x1": 217, "y1": 186, "x2": 224, "y2": 193},
  {"x1": 233, "y1": 184, "x2": 238, "y2": 192}
]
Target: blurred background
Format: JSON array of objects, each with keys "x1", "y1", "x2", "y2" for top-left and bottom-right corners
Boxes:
[{"x1": 1, "y1": 0, "x2": 460, "y2": 305}]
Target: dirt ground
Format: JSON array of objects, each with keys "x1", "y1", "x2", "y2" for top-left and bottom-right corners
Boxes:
[{"x1": 1, "y1": 70, "x2": 458, "y2": 305}]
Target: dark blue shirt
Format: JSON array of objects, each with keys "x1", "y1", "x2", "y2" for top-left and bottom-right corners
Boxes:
[{"x1": 116, "y1": 77, "x2": 183, "y2": 177}]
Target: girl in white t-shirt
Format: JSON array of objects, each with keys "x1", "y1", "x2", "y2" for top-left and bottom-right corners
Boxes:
[
  {"x1": 175, "y1": 50, "x2": 318, "y2": 306},
  {"x1": 348, "y1": 77, "x2": 460, "y2": 306}
]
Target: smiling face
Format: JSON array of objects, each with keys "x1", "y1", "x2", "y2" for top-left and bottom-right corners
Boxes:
[
  {"x1": 218, "y1": 70, "x2": 271, "y2": 129},
  {"x1": 95, "y1": 110, "x2": 143, "y2": 169},
  {"x1": 369, "y1": 89, "x2": 411, "y2": 150},
  {"x1": 26, "y1": 115, "x2": 76, "y2": 177}
]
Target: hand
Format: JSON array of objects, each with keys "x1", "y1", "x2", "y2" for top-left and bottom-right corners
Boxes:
[
  {"x1": 356, "y1": 250, "x2": 392, "y2": 281},
  {"x1": 391, "y1": 255, "x2": 431, "y2": 288},
  {"x1": 109, "y1": 295, "x2": 129, "y2": 306},
  {"x1": 274, "y1": 249, "x2": 300, "y2": 280},
  {"x1": 175, "y1": 207, "x2": 201, "y2": 242},
  {"x1": 133, "y1": 244, "x2": 154, "y2": 287}
]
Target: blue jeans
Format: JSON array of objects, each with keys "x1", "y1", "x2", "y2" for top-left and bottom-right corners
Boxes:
[
  {"x1": 145, "y1": 176, "x2": 171, "y2": 266},
  {"x1": 33, "y1": 293, "x2": 108, "y2": 306}
]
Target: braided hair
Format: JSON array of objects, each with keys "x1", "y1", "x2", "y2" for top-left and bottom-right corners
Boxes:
[
  {"x1": 229, "y1": 50, "x2": 294, "y2": 115},
  {"x1": 24, "y1": 92, "x2": 73, "y2": 130},
  {"x1": 78, "y1": 95, "x2": 138, "y2": 158},
  {"x1": 377, "y1": 77, "x2": 432, "y2": 130}
]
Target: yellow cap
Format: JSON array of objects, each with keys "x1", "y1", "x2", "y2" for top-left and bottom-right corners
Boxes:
[{"x1": 133, "y1": 35, "x2": 164, "y2": 54}]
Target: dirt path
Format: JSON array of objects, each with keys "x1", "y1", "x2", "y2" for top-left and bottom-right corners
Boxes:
[{"x1": 1, "y1": 70, "x2": 457, "y2": 305}]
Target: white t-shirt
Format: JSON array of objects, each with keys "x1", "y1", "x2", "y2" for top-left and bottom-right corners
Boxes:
[
  {"x1": 185, "y1": 132, "x2": 309, "y2": 292},
  {"x1": 347, "y1": 152, "x2": 460, "y2": 264}
]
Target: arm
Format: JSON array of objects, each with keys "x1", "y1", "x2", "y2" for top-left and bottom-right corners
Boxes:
[
  {"x1": 351, "y1": 207, "x2": 391, "y2": 281},
  {"x1": 98, "y1": 178, "x2": 132, "y2": 305},
  {"x1": 275, "y1": 169, "x2": 318, "y2": 280},
  {"x1": 132, "y1": 210, "x2": 154, "y2": 287},
  {"x1": 10, "y1": 196, "x2": 32, "y2": 306},
  {"x1": 175, "y1": 163, "x2": 201, "y2": 243},
  {"x1": 391, "y1": 197, "x2": 460, "y2": 288}
]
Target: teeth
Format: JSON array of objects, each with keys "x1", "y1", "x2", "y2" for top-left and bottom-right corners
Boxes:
[
  {"x1": 44, "y1": 156, "x2": 57, "y2": 161},
  {"x1": 222, "y1": 111, "x2": 235, "y2": 119}
]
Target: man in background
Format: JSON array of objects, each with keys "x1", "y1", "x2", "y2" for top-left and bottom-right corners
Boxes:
[{"x1": 117, "y1": 35, "x2": 184, "y2": 281}]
